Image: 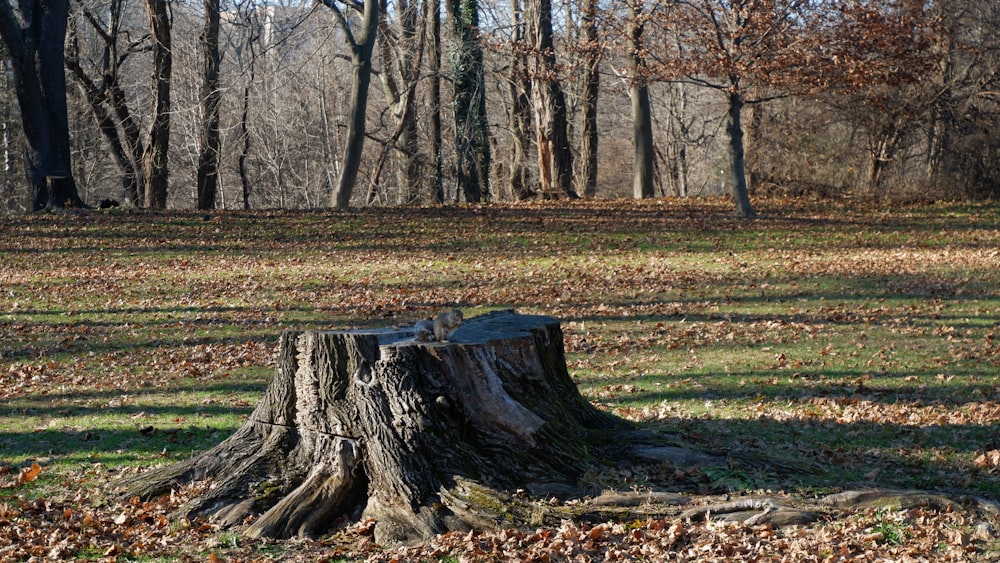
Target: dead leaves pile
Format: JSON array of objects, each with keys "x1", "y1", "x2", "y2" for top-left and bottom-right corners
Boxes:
[
  {"x1": 0, "y1": 472, "x2": 222, "y2": 562},
  {"x1": 4, "y1": 476, "x2": 984, "y2": 563},
  {"x1": 362, "y1": 509, "x2": 983, "y2": 562}
]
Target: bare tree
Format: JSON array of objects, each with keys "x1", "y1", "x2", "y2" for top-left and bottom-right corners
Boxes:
[
  {"x1": 370, "y1": 0, "x2": 425, "y2": 204},
  {"x1": 427, "y1": 0, "x2": 444, "y2": 203},
  {"x1": 235, "y1": 11, "x2": 257, "y2": 209},
  {"x1": 65, "y1": 0, "x2": 147, "y2": 206},
  {"x1": 525, "y1": 0, "x2": 573, "y2": 198},
  {"x1": 448, "y1": 0, "x2": 491, "y2": 202},
  {"x1": 142, "y1": 0, "x2": 171, "y2": 209},
  {"x1": 321, "y1": 0, "x2": 378, "y2": 209},
  {"x1": 627, "y1": 0, "x2": 653, "y2": 199},
  {"x1": 0, "y1": 0, "x2": 88, "y2": 210},
  {"x1": 660, "y1": 81, "x2": 692, "y2": 197},
  {"x1": 576, "y1": 0, "x2": 599, "y2": 198},
  {"x1": 920, "y1": 0, "x2": 1000, "y2": 196},
  {"x1": 492, "y1": 0, "x2": 534, "y2": 201},
  {"x1": 196, "y1": 0, "x2": 222, "y2": 210}
]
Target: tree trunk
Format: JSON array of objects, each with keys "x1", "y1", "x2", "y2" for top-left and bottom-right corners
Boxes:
[
  {"x1": 428, "y1": 0, "x2": 443, "y2": 203},
  {"x1": 121, "y1": 311, "x2": 717, "y2": 545},
  {"x1": 628, "y1": 0, "x2": 654, "y2": 200},
  {"x1": 333, "y1": 39, "x2": 374, "y2": 210},
  {"x1": 726, "y1": 90, "x2": 756, "y2": 218},
  {"x1": 235, "y1": 6, "x2": 259, "y2": 211},
  {"x1": 0, "y1": 0, "x2": 88, "y2": 210},
  {"x1": 142, "y1": 0, "x2": 171, "y2": 209},
  {"x1": 578, "y1": 0, "x2": 599, "y2": 199},
  {"x1": 504, "y1": 0, "x2": 534, "y2": 201},
  {"x1": 631, "y1": 84, "x2": 654, "y2": 200},
  {"x1": 448, "y1": 0, "x2": 491, "y2": 202},
  {"x1": 196, "y1": 0, "x2": 222, "y2": 210},
  {"x1": 326, "y1": 0, "x2": 379, "y2": 210},
  {"x1": 527, "y1": 0, "x2": 574, "y2": 199},
  {"x1": 864, "y1": 125, "x2": 901, "y2": 194},
  {"x1": 238, "y1": 76, "x2": 253, "y2": 210}
]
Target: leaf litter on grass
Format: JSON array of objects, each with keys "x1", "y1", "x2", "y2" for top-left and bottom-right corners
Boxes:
[{"x1": 2, "y1": 197, "x2": 1000, "y2": 561}]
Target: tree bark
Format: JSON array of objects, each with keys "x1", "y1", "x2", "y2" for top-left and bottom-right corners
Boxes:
[
  {"x1": 448, "y1": 0, "x2": 491, "y2": 202},
  {"x1": 0, "y1": 0, "x2": 88, "y2": 210},
  {"x1": 504, "y1": 0, "x2": 534, "y2": 201},
  {"x1": 578, "y1": 0, "x2": 599, "y2": 199},
  {"x1": 142, "y1": 0, "x2": 171, "y2": 209},
  {"x1": 428, "y1": 0, "x2": 444, "y2": 203},
  {"x1": 628, "y1": 0, "x2": 654, "y2": 200},
  {"x1": 325, "y1": 0, "x2": 379, "y2": 210},
  {"x1": 196, "y1": 0, "x2": 222, "y2": 210},
  {"x1": 235, "y1": 4, "x2": 259, "y2": 211},
  {"x1": 121, "y1": 311, "x2": 703, "y2": 545},
  {"x1": 238, "y1": 72, "x2": 253, "y2": 210},
  {"x1": 527, "y1": 0, "x2": 574, "y2": 199},
  {"x1": 726, "y1": 90, "x2": 756, "y2": 218}
]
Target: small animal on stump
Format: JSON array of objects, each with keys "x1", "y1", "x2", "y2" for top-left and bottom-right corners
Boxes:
[
  {"x1": 433, "y1": 309, "x2": 463, "y2": 341},
  {"x1": 413, "y1": 319, "x2": 435, "y2": 342},
  {"x1": 413, "y1": 309, "x2": 464, "y2": 342}
]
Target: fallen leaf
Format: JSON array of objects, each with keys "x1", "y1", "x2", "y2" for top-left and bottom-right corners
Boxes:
[{"x1": 17, "y1": 462, "x2": 41, "y2": 485}]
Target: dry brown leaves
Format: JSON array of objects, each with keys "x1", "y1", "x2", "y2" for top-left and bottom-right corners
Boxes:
[
  {"x1": 0, "y1": 487, "x2": 988, "y2": 562},
  {"x1": 0, "y1": 474, "x2": 222, "y2": 562},
  {"x1": 363, "y1": 509, "x2": 980, "y2": 562},
  {"x1": 3, "y1": 198, "x2": 1000, "y2": 561}
]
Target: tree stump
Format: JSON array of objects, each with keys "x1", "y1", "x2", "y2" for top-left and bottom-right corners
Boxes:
[
  {"x1": 121, "y1": 310, "x2": 672, "y2": 544},
  {"x1": 119, "y1": 311, "x2": 1000, "y2": 546}
]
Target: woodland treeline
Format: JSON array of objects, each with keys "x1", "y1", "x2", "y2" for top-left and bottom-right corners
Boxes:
[{"x1": 0, "y1": 0, "x2": 997, "y2": 215}]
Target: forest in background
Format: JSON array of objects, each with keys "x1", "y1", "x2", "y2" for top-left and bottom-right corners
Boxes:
[{"x1": 0, "y1": 0, "x2": 998, "y2": 213}]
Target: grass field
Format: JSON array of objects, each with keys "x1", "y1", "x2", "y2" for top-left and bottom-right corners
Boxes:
[{"x1": 2, "y1": 196, "x2": 1000, "y2": 560}]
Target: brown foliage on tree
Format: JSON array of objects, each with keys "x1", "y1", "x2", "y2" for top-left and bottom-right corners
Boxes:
[{"x1": 634, "y1": 0, "x2": 930, "y2": 216}]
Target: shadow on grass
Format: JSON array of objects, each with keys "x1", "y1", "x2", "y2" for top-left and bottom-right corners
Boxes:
[
  {"x1": 2, "y1": 203, "x2": 999, "y2": 503},
  {"x1": 1, "y1": 379, "x2": 266, "y2": 412},
  {"x1": 633, "y1": 414, "x2": 1000, "y2": 498},
  {"x1": 3, "y1": 203, "x2": 1000, "y2": 258},
  {"x1": 582, "y1": 363, "x2": 1000, "y2": 402},
  {"x1": 4, "y1": 403, "x2": 998, "y2": 499},
  {"x1": 0, "y1": 425, "x2": 240, "y2": 466},
  {"x1": 0, "y1": 381, "x2": 262, "y2": 460}
]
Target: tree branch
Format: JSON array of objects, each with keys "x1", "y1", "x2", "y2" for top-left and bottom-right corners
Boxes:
[
  {"x1": 318, "y1": 0, "x2": 358, "y2": 48},
  {"x1": 0, "y1": 0, "x2": 24, "y2": 62}
]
